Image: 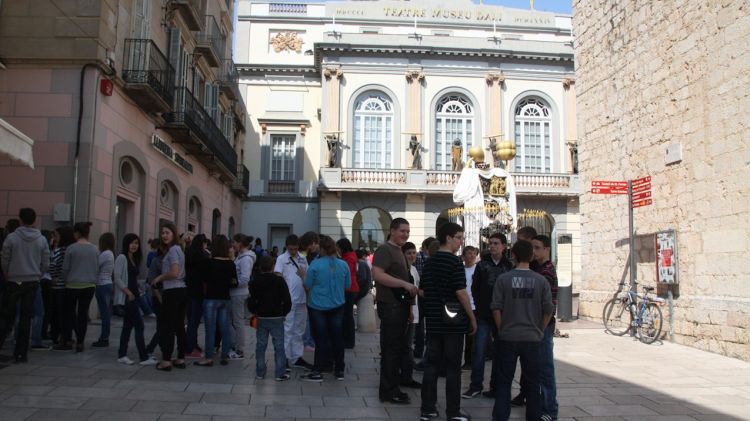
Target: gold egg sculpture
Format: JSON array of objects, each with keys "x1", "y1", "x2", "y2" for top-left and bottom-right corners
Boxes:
[
  {"x1": 495, "y1": 140, "x2": 517, "y2": 161},
  {"x1": 469, "y1": 146, "x2": 485, "y2": 163}
]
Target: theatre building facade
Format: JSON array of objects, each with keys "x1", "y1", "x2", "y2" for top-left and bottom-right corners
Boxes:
[
  {"x1": 238, "y1": 0, "x2": 581, "y2": 286},
  {"x1": 0, "y1": 0, "x2": 247, "y2": 242}
]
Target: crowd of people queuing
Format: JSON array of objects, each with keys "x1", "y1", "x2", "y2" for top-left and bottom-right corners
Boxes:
[{"x1": 0, "y1": 207, "x2": 560, "y2": 421}]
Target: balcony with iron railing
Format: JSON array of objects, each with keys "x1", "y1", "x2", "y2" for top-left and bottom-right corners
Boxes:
[
  {"x1": 194, "y1": 15, "x2": 224, "y2": 67},
  {"x1": 319, "y1": 168, "x2": 581, "y2": 197},
  {"x1": 219, "y1": 59, "x2": 239, "y2": 100},
  {"x1": 162, "y1": 87, "x2": 237, "y2": 181},
  {"x1": 267, "y1": 180, "x2": 296, "y2": 194},
  {"x1": 269, "y1": 3, "x2": 307, "y2": 14},
  {"x1": 169, "y1": 0, "x2": 203, "y2": 31},
  {"x1": 122, "y1": 39, "x2": 175, "y2": 113},
  {"x1": 232, "y1": 164, "x2": 249, "y2": 195}
]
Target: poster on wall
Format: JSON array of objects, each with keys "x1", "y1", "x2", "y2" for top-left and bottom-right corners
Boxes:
[{"x1": 655, "y1": 230, "x2": 678, "y2": 284}]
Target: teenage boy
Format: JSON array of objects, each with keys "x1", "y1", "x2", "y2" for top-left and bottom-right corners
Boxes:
[
  {"x1": 531, "y1": 234, "x2": 558, "y2": 420},
  {"x1": 420, "y1": 222, "x2": 476, "y2": 421},
  {"x1": 462, "y1": 233, "x2": 513, "y2": 399},
  {"x1": 274, "y1": 234, "x2": 313, "y2": 370},
  {"x1": 0, "y1": 208, "x2": 50, "y2": 363},
  {"x1": 230, "y1": 234, "x2": 255, "y2": 360},
  {"x1": 462, "y1": 246, "x2": 478, "y2": 371},
  {"x1": 248, "y1": 256, "x2": 292, "y2": 381},
  {"x1": 491, "y1": 240, "x2": 553, "y2": 421}
]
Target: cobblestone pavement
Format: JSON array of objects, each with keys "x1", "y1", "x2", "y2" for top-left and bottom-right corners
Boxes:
[{"x1": 0, "y1": 318, "x2": 748, "y2": 420}]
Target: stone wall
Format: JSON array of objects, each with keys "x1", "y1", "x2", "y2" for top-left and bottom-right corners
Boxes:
[{"x1": 573, "y1": 0, "x2": 750, "y2": 359}]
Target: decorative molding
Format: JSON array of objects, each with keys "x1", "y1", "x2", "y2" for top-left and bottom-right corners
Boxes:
[
  {"x1": 260, "y1": 123, "x2": 267, "y2": 135},
  {"x1": 270, "y1": 32, "x2": 303, "y2": 53},
  {"x1": 485, "y1": 72, "x2": 506, "y2": 86},
  {"x1": 323, "y1": 66, "x2": 344, "y2": 80},
  {"x1": 405, "y1": 70, "x2": 426, "y2": 83},
  {"x1": 562, "y1": 77, "x2": 575, "y2": 89},
  {"x1": 300, "y1": 124, "x2": 307, "y2": 136}
]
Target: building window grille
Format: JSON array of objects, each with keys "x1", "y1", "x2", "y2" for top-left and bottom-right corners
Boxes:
[
  {"x1": 271, "y1": 135, "x2": 296, "y2": 181},
  {"x1": 434, "y1": 94, "x2": 474, "y2": 170},
  {"x1": 514, "y1": 97, "x2": 552, "y2": 173},
  {"x1": 352, "y1": 92, "x2": 393, "y2": 169}
]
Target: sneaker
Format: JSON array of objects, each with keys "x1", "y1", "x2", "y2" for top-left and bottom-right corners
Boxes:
[
  {"x1": 482, "y1": 390, "x2": 496, "y2": 399},
  {"x1": 91, "y1": 339, "x2": 109, "y2": 348},
  {"x1": 235, "y1": 349, "x2": 244, "y2": 358},
  {"x1": 185, "y1": 350, "x2": 203, "y2": 359},
  {"x1": 300, "y1": 372, "x2": 323, "y2": 382},
  {"x1": 117, "y1": 356, "x2": 135, "y2": 365},
  {"x1": 303, "y1": 345, "x2": 315, "y2": 352},
  {"x1": 461, "y1": 363, "x2": 472, "y2": 371},
  {"x1": 285, "y1": 363, "x2": 291, "y2": 373},
  {"x1": 334, "y1": 371, "x2": 344, "y2": 381},
  {"x1": 228, "y1": 351, "x2": 244, "y2": 360},
  {"x1": 275, "y1": 373, "x2": 291, "y2": 381},
  {"x1": 447, "y1": 410, "x2": 472, "y2": 421},
  {"x1": 291, "y1": 357, "x2": 314, "y2": 370},
  {"x1": 256, "y1": 375, "x2": 265, "y2": 380},
  {"x1": 30, "y1": 344, "x2": 51, "y2": 351},
  {"x1": 419, "y1": 409, "x2": 439, "y2": 420},
  {"x1": 461, "y1": 388, "x2": 482, "y2": 399},
  {"x1": 139, "y1": 356, "x2": 158, "y2": 366},
  {"x1": 510, "y1": 394, "x2": 525, "y2": 406}
]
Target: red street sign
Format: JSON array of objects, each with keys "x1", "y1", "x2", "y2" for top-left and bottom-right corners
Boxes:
[
  {"x1": 592, "y1": 187, "x2": 627, "y2": 195},
  {"x1": 632, "y1": 183, "x2": 651, "y2": 193},
  {"x1": 592, "y1": 180, "x2": 628, "y2": 188},
  {"x1": 632, "y1": 190, "x2": 652, "y2": 201},
  {"x1": 632, "y1": 198, "x2": 653, "y2": 208},
  {"x1": 633, "y1": 176, "x2": 651, "y2": 186}
]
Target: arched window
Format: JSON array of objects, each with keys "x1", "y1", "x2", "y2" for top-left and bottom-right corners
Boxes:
[
  {"x1": 352, "y1": 207, "x2": 392, "y2": 252},
  {"x1": 514, "y1": 97, "x2": 552, "y2": 173},
  {"x1": 435, "y1": 94, "x2": 474, "y2": 170},
  {"x1": 352, "y1": 92, "x2": 393, "y2": 168}
]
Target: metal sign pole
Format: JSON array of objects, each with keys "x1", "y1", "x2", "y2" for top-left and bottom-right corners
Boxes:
[{"x1": 628, "y1": 179, "x2": 637, "y2": 292}]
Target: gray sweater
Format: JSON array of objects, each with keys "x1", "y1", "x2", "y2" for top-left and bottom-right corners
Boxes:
[
  {"x1": 491, "y1": 268, "x2": 553, "y2": 342},
  {"x1": 1, "y1": 226, "x2": 50, "y2": 283},
  {"x1": 62, "y1": 242, "x2": 99, "y2": 288}
]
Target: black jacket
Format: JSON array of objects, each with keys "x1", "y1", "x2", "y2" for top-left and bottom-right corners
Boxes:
[
  {"x1": 472, "y1": 254, "x2": 514, "y2": 322},
  {"x1": 247, "y1": 272, "x2": 292, "y2": 318}
]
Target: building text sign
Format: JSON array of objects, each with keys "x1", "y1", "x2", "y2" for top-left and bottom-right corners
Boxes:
[{"x1": 325, "y1": 1, "x2": 557, "y2": 29}]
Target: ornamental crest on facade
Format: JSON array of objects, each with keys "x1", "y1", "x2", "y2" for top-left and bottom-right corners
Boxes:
[{"x1": 271, "y1": 32, "x2": 303, "y2": 53}]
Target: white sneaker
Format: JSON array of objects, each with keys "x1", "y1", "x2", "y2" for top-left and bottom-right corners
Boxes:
[
  {"x1": 228, "y1": 350, "x2": 244, "y2": 360},
  {"x1": 117, "y1": 356, "x2": 134, "y2": 365},
  {"x1": 139, "y1": 356, "x2": 158, "y2": 366}
]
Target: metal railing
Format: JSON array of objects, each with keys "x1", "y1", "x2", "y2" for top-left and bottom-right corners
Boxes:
[
  {"x1": 269, "y1": 3, "x2": 307, "y2": 13},
  {"x1": 165, "y1": 87, "x2": 237, "y2": 175},
  {"x1": 233, "y1": 164, "x2": 249, "y2": 192},
  {"x1": 195, "y1": 15, "x2": 224, "y2": 63},
  {"x1": 122, "y1": 39, "x2": 175, "y2": 106},
  {"x1": 268, "y1": 180, "x2": 296, "y2": 194}
]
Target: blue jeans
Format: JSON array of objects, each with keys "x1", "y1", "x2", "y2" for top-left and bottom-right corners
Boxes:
[
  {"x1": 137, "y1": 285, "x2": 154, "y2": 316},
  {"x1": 493, "y1": 340, "x2": 542, "y2": 421},
  {"x1": 256, "y1": 318, "x2": 286, "y2": 378},
  {"x1": 31, "y1": 286, "x2": 45, "y2": 346},
  {"x1": 186, "y1": 297, "x2": 204, "y2": 352},
  {"x1": 95, "y1": 284, "x2": 113, "y2": 341},
  {"x1": 203, "y1": 299, "x2": 231, "y2": 359},
  {"x1": 308, "y1": 305, "x2": 345, "y2": 373},
  {"x1": 469, "y1": 318, "x2": 497, "y2": 391},
  {"x1": 540, "y1": 323, "x2": 558, "y2": 418}
]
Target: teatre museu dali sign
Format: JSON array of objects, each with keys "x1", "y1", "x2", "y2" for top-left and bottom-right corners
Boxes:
[{"x1": 324, "y1": 0, "x2": 557, "y2": 29}]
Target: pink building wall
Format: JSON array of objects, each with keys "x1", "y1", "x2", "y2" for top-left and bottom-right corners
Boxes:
[{"x1": 0, "y1": 66, "x2": 242, "y2": 241}]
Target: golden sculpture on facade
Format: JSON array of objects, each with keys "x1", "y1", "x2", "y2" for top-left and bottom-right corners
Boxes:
[{"x1": 271, "y1": 32, "x2": 304, "y2": 53}]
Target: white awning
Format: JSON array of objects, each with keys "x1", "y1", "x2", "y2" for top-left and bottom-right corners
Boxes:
[{"x1": 0, "y1": 118, "x2": 34, "y2": 169}]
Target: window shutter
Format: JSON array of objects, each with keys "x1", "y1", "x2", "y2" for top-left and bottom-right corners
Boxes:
[{"x1": 168, "y1": 27, "x2": 182, "y2": 85}]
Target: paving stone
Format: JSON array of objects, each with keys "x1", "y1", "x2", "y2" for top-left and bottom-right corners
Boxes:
[
  {"x1": 80, "y1": 398, "x2": 138, "y2": 412},
  {"x1": 0, "y1": 406, "x2": 38, "y2": 421},
  {"x1": 86, "y1": 411, "x2": 160, "y2": 421},
  {"x1": 185, "y1": 382, "x2": 233, "y2": 393},
  {"x1": 49, "y1": 386, "x2": 129, "y2": 399},
  {"x1": 125, "y1": 389, "x2": 203, "y2": 402},
  {"x1": 322, "y1": 396, "x2": 367, "y2": 407},
  {"x1": 2, "y1": 395, "x2": 88, "y2": 409},
  {"x1": 24, "y1": 408, "x2": 93, "y2": 420},
  {"x1": 131, "y1": 400, "x2": 187, "y2": 413},
  {"x1": 201, "y1": 392, "x2": 250, "y2": 404},
  {"x1": 265, "y1": 405, "x2": 311, "y2": 418},
  {"x1": 312, "y1": 406, "x2": 390, "y2": 418},
  {"x1": 184, "y1": 402, "x2": 266, "y2": 417}
]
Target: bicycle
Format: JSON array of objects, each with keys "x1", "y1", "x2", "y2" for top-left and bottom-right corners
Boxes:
[{"x1": 602, "y1": 285, "x2": 665, "y2": 344}]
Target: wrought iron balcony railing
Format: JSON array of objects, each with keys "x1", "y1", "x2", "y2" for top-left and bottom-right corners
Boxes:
[
  {"x1": 219, "y1": 59, "x2": 239, "y2": 100},
  {"x1": 268, "y1": 180, "x2": 296, "y2": 194},
  {"x1": 162, "y1": 87, "x2": 237, "y2": 179},
  {"x1": 194, "y1": 15, "x2": 224, "y2": 67},
  {"x1": 170, "y1": 0, "x2": 203, "y2": 31},
  {"x1": 122, "y1": 39, "x2": 175, "y2": 113},
  {"x1": 232, "y1": 164, "x2": 249, "y2": 195}
]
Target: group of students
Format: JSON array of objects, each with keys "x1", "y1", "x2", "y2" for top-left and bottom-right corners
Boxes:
[{"x1": 371, "y1": 218, "x2": 558, "y2": 421}]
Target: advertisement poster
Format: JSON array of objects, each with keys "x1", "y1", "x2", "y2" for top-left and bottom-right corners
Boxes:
[{"x1": 655, "y1": 230, "x2": 678, "y2": 284}]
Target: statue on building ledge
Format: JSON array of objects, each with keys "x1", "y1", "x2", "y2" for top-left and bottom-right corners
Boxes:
[
  {"x1": 325, "y1": 132, "x2": 344, "y2": 168},
  {"x1": 451, "y1": 138, "x2": 463, "y2": 171},
  {"x1": 406, "y1": 134, "x2": 423, "y2": 169}
]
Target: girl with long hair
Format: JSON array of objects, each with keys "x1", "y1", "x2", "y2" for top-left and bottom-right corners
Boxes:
[{"x1": 92, "y1": 232, "x2": 115, "y2": 347}]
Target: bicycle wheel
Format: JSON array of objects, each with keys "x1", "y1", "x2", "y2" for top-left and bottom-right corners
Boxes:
[
  {"x1": 602, "y1": 297, "x2": 631, "y2": 336},
  {"x1": 638, "y1": 303, "x2": 663, "y2": 344}
]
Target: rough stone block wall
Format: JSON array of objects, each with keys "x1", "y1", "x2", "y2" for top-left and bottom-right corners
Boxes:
[{"x1": 573, "y1": 0, "x2": 750, "y2": 360}]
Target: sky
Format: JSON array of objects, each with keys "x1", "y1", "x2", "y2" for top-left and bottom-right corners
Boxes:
[{"x1": 480, "y1": 0, "x2": 572, "y2": 14}]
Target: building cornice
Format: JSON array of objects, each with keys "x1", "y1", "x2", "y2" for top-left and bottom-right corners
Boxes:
[{"x1": 236, "y1": 64, "x2": 319, "y2": 76}]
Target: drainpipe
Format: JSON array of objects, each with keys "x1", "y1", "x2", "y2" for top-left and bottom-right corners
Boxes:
[{"x1": 72, "y1": 62, "x2": 114, "y2": 221}]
